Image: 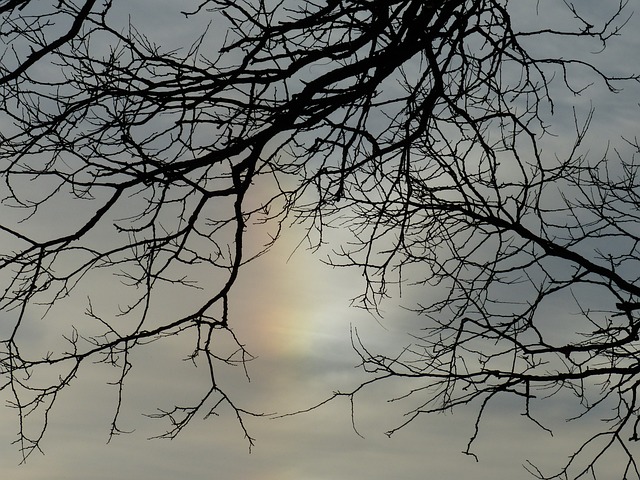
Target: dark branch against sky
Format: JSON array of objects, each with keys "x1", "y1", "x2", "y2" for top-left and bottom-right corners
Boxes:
[{"x1": 1, "y1": 1, "x2": 640, "y2": 479}]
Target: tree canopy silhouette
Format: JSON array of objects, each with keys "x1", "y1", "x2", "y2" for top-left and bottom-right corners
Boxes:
[{"x1": 1, "y1": 0, "x2": 640, "y2": 477}]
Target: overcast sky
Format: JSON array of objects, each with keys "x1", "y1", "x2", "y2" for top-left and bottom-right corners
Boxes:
[{"x1": 2, "y1": 1, "x2": 640, "y2": 479}]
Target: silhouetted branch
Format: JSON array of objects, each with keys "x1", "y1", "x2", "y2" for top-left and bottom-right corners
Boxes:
[{"x1": 1, "y1": 1, "x2": 640, "y2": 476}]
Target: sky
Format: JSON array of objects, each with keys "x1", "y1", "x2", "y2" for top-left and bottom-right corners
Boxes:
[{"x1": 1, "y1": 1, "x2": 640, "y2": 479}]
